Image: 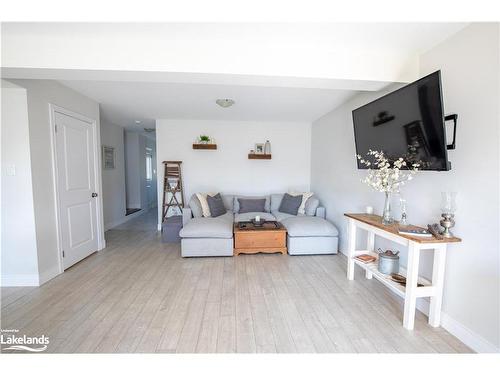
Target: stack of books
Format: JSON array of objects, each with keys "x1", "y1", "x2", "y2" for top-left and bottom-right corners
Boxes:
[
  {"x1": 354, "y1": 254, "x2": 377, "y2": 263},
  {"x1": 398, "y1": 228, "x2": 432, "y2": 237}
]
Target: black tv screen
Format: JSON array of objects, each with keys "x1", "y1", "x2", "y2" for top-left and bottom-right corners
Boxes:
[{"x1": 352, "y1": 71, "x2": 450, "y2": 171}]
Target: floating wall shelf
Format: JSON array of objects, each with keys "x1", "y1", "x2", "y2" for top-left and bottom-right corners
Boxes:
[
  {"x1": 248, "y1": 154, "x2": 271, "y2": 160},
  {"x1": 193, "y1": 144, "x2": 217, "y2": 150}
]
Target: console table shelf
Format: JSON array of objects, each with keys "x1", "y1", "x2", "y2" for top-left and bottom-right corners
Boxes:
[
  {"x1": 352, "y1": 251, "x2": 432, "y2": 299},
  {"x1": 344, "y1": 213, "x2": 461, "y2": 330}
]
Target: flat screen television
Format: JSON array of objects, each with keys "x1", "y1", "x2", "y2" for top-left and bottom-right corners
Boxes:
[{"x1": 352, "y1": 71, "x2": 450, "y2": 171}]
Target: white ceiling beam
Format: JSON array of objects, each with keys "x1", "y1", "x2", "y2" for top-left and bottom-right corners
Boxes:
[
  {"x1": 0, "y1": 23, "x2": 438, "y2": 90},
  {"x1": 1, "y1": 68, "x2": 394, "y2": 92}
]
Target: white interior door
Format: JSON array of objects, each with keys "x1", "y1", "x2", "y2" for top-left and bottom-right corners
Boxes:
[{"x1": 54, "y1": 110, "x2": 99, "y2": 269}]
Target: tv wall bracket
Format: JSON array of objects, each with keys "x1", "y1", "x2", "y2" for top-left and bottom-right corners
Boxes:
[{"x1": 445, "y1": 114, "x2": 458, "y2": 150}]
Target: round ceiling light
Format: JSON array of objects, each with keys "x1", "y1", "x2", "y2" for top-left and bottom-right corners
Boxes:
[{"x1": 216, "y1": 98, "x2": 235, "y2": 108}]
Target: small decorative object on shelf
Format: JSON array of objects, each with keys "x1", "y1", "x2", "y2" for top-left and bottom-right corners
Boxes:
[
  {"x1": 376, "y1": 248, "x2": 400, "y2": 275},
  {"x1": 357, "y1": 150, "x2": 420, "y2": 225},
  {"x1": 254, "y1": 143, "x2": 265, "y2": 154},
  {"x1": 264, "y1": 140, "x2": 271, "y2": 155},
  {"x1": 365, "y1": 205, "x2": 374, "y2": 215},
  {"x1": 354, "y1": 254, "x2": 376, "y2": 264},
  {"x1": 390, "y1": 274, "x2": 424, "y2": 287},
  {"x1": 399, "y1": 198, "x2": 408, "y2": 226},
  {"x1": 199, "y1": 135, "x2": 211, "y2": 144},
  {"x1": 427, "y1": 223, "x2": 445, "y2": 240},
  {"x1": 440, "y1": 191, "x2": 457, "y2": 238},
  {"x1": 398, "y1": 228, "x2": 432, "y2": 237}
]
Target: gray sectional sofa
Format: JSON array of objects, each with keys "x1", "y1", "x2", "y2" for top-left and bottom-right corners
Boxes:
[{"x1": 180, "y1": 193, "x2": 339, "y2": 257}]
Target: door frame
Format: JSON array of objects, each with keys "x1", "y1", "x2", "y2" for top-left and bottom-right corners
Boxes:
[{"x1": 49, "y1": 104, "x2": 105, "y2": 273}]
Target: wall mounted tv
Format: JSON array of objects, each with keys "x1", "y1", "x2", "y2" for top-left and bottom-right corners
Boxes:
[{"x1": 352, "y1": 71, "x2": 451, "y2": 171}]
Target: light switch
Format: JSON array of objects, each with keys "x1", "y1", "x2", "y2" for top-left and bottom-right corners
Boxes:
[{"x1": 6, "y1": 164, "x2": 16, "y2": 176}]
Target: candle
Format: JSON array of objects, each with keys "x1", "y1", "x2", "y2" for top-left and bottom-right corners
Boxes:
[
  {"x1": 366, "y1": 206, "x2": 374, "y2": 215},
  {"x1": 255, "y1": 215, "x2": 260, "y2": 222}
]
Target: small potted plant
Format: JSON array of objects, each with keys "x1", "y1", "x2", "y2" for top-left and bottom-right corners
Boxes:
[{"x1": 198, "y1": 135, "x2": 211, "y2": 144}]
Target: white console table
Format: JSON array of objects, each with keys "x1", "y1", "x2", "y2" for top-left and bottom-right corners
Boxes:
[{"x1": 345, "y1": 213, "x2": 461, "y2": 330}]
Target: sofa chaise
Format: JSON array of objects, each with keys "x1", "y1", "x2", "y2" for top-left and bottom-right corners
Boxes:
[{"x1": 180, "y1": 193, "x2": 339, "y2": 257}]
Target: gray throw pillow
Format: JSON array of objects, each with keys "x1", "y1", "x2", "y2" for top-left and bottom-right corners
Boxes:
[
  {"x1": 278, "y1": 193, "x2": 302, "y2": 215},
  {"x1": 188, "y1": 195, "x2": 203, "y2": 218},
  {"x1": 305, "y1": 196, "x2": 320, "y2": 216},
  {"x1": 207, "y1": 193, "x2": 227, "y2": 218},
  {"x1": 238, "y1": 198, "x2": 266, "y2": 213}
]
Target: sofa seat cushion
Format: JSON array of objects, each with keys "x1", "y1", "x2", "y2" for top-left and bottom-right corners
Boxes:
[
  {"x1": 234, "y1": 212, "x2": 276, "y2": 223},
  {"x1": 179, "y1": 212, "x2": 233, "y2": 239},
  {"x1": 271, "y1": 210, "x2": 296, "y2": 222},
  {"x1": 282, "y1": 216, "x2": 339, "y2": 237}
]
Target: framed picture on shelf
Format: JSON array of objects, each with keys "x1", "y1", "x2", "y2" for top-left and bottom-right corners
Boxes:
[
  {"x1": 254, "y1": 143, "x2": 265, "y2": 154},
  {"x1": 102, "y1": 146, "x2": 115, "y2": 169}
]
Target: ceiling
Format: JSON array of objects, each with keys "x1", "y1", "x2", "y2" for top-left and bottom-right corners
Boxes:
[
  {"x1": 59, "y1": 80, "x2": 358, "y2": 130},
  {"x1": 22, "y1": 23, "x2": 465, "y2": 131}
]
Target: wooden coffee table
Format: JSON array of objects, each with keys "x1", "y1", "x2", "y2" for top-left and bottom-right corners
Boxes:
[{"x1": 233, "y1": 221, "x2": 287, "y2": 255}]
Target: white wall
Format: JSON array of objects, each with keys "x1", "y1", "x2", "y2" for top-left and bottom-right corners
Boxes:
[
  {"x1": 124, "y1": 132, "x2": 141, "y2": 209},
  {"x1": 156, "y1": 119, "x2": 311, "y2": 226},
  {"x1": 310, "y1": 24, "x2": 500, "y2": 352},
  {"x1": 145, "y1": 137, "x2": 157, "y2": 210},
  {"x1": 100, "y1": 120, "x2": 126, "y2": 230},
  {"x1": 124, "y1": 131, "x2": 150, "y2": 211},
  {"x1": 1, "y1": 80, "x2": 39, "y2": 286},
  {"x1": 6, "y1": 79, "x2": 103, "y2": 285},
  {"x1": 138, "y1": 135, "x2": 148, "y2": 210}
]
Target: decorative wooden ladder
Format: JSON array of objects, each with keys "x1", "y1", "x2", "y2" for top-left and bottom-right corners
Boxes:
[{"x1": 162, "y1": 161, "x2": 185, "y2": 223}]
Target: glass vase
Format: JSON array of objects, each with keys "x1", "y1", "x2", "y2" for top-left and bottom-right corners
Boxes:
[{"x1": 382, "y1": 191, "x2": 394, "y2": 225}]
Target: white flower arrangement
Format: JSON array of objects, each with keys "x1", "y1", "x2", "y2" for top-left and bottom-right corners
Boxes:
[{"x1": 357, "y1": 150, "x2": 420, "y2": 193}]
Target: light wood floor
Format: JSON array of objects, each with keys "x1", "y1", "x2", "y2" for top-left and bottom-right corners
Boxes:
[{"x1": 0, "y1": 210, "x2": 472, "y2": 353}]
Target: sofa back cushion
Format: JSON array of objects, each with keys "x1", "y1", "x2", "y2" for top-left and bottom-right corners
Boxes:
[
  {"x1": 207, "y1": 193, "x2": 227, "y2": 218},
  {"x1": 237, "y1": 198, "x2": 266, "y2": 213},
  {"x1": 270, "y1": 193, "x2": 284, "y2": 212},
  {"x1": 305, "y1": 196, "x2": 320, "y2": 216},
  {"x1": 233, "y1": 195, "x2": 270, "y2": 213},
  {"x1": 221, "y1": 194, "x2": 234, "y2": 212},
  {"x1": 278, "y1": 193, "x2": 302, "y2": 215}
]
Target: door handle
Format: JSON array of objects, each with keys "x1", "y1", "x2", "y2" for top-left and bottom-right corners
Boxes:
[{"x1": 92, "y1": 192, "x2": 98, "y2": 198}]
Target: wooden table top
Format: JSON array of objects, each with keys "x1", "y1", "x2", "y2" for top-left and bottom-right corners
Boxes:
[
  {"x1": 234, "y1": 221, "x2": 286, "y2": 232},
  {"x1": 344, "y1": 213, "x2": 461, "y2": 244}
]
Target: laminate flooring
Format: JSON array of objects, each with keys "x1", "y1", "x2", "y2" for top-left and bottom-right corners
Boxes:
[{"x1": 0, "y1": 210, "x2": 472, "y2": 353}]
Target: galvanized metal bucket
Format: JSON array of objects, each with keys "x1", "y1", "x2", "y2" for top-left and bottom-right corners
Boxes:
[{"x1": 377, "y1": 249, "x2": 400, "y2": 275}]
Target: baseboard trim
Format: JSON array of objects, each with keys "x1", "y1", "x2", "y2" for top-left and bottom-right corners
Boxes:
[
  {"x1": 339, "y1": 249, "x2": 499, "y2": 353},
  {"x1": 1, "y1": 274, "x2": 39, "y2": 286},
  {"x1": 104, "y1": 209, "x2": 146, "y2": 231},
  {"x1": 39, "y1": 265, "x2": 61, "y2": 286},
  {"x1": 415, "y1": 299, "x2": 499, "y2": 353}
]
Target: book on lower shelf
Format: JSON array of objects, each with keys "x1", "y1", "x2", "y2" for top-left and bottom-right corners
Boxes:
[
  {"x1": 398, "y1": 228, "x2": 433, "y2": 237},
  {"x1": 354, "y1": 254, "x2": 377, "y2": 263}
]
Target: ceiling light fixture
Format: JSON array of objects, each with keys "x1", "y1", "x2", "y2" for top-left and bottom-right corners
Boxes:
[
  {"x1": 135, "y1": 120, "x2": 141, "y2": 124},
  {"x1": 216, "y1": 98, "x2": 235, "y2": 108}
]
